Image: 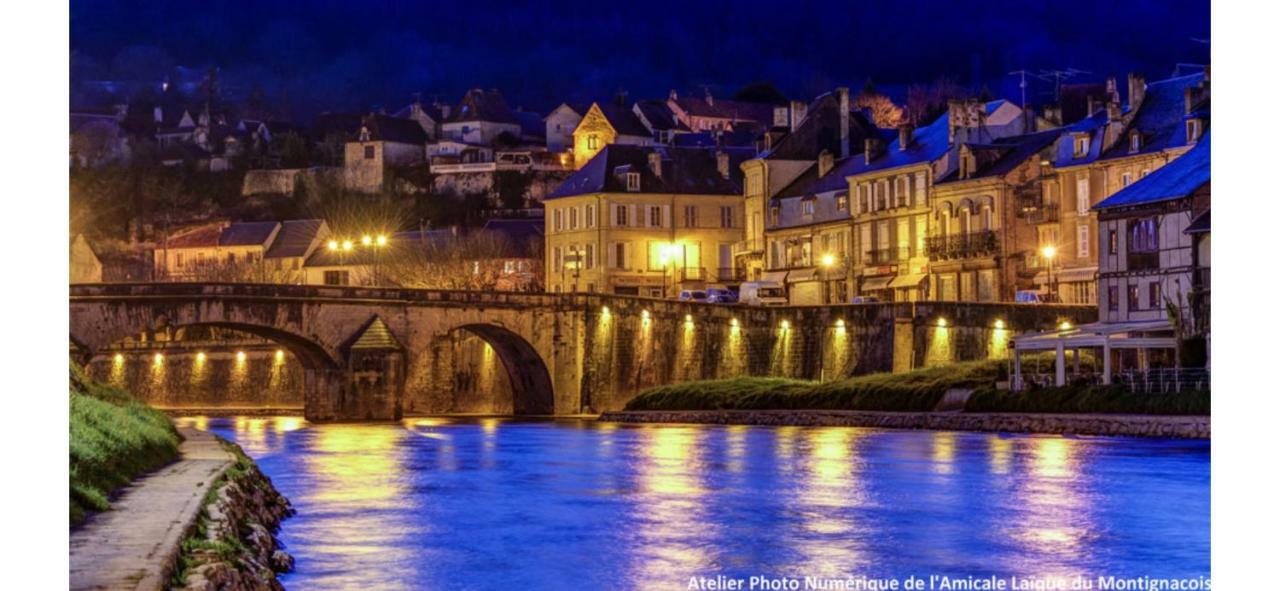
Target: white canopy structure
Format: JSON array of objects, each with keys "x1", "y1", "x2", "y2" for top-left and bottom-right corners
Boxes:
[{"x1": 1010, "y1": 320, "x2": 1177, "y2": 389}]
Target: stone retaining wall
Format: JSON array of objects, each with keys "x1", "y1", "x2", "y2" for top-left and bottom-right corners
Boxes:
[{"x1": 599, "y1": 410, "x2": 1210, "y2": 439}]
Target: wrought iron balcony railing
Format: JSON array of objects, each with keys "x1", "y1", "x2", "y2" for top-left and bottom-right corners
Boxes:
[
  {"x1": 864, "y1": 247, "x2": 911, "y2": 265},
  {"x1": 926, "y1": 230, "x2": 999, "y2": 260}
]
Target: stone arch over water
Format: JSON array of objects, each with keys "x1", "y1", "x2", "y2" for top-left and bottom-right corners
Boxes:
[{"x1": 451, "y1": 323, "x2": 555, "y2": 415}]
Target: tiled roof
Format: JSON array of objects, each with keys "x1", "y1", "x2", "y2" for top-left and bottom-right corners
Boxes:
[
  {"x1": 1184, "y1": 209, "x2": 1210, "y2": 234},
  {"x1": 673, "y1": 96, "x2": 775, "y2": 127},
  {"x1": 219, "y1": 221, "x2": 279, "y2": 247},
  {"x1": 1094, "y1": 132, "x2": 1209, "y2": 210},
  {"x1": 265, "y1": 219, "x2": 325, "y2": 258},
  {"x1": 771, "y1": 191, "x2": 852, "y2": 231},
  {"x1": 633, "y1": 100, "x2": 687, "y2": 132},
  {"x1": 1100, "y1": 72, "x2": 1207, "y2": 161},
  {"x1": 936, "y1": 130, "x2": 1061, "y2": 184},
  {"x1": 547, "y1": 145, "x2": 752, "y2": 199},
  {"x1": 165, "y1": 223, "x2": 224, "y2": 249},
  {"x1": 362, "y1": 113, "x2": 428, "y2": 145},
  {"x1": 836, "y1": 100, "x2": 1018, "y2": 179},
  {"x1": 449, "y1": 89, "x2": 519, "y2": 124},
  {"x1": 346, "y1": 317, "x2": 401, "y2": 351},
  {"x1": 596, "y1": 103, "x2": 652, "y2": 137},
  {"x1": 764, "y1": 92, "x2": 879, "y2": 161}
]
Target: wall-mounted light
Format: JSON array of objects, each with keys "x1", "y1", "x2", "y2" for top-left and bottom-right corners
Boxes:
[
  {"x1": 1059, "y1": 321, "x2": 1073, "y2": 330},
  {"x1": 236, "y1": 351, "x2": 247, "y2": 363},
  {"x1": 730, "y1": 317, "x2": 740, "y2": 329},
  {"x1": 994, "y1": 319, "x2": 1005, "y2": 330},
  {"x1": 780, "y1": 319, "x2": 791, "y2": 331},
  {"x1": 152, "y1": 353, "x2": 164, "y2": 365},
  {"x1": 937, "y1": 318, "x2": 948, "y2": 328},
  {"x1": 196, "y1": 352, "x2": 207, "y2": 363}
]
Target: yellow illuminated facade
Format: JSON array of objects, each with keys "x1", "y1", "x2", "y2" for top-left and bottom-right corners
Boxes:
[
  {"x1": 544, "y1": 191, "x2": 745, "y2": 296},
  {"x1": 570, "y1": 103, "x2": 653, "y2": 169}
]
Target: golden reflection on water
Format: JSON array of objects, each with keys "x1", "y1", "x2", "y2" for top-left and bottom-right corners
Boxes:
[
  {"x1": 724, "y1": 424, "x2": 748, "y2": 473},
  {"x1": 308, "y1": 424, "x2": 405, "y2": 506},
  {"x1": 1010, "y1": 436, "x2": 1092, "y2": 577},
  {"x1": 795, "y1": 428, "x2": 866, "y2": 576},
  {"x1": 931, "y1": 431, "x2": 957, "y2": 474},
  {"x1": 631, "y1": 426, "x2": 712, "y2": 584},
  {"x1": 989, "y1": 436, "x2": 1014, "y2": 474}
]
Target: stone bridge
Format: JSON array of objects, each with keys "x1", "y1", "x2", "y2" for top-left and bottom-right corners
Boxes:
[{"x1": 69, "y1": 283, "x2": 1096, "y2": 421}]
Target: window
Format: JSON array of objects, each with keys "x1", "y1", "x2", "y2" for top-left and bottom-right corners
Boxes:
[
  {"x1": 626, "y1": 172, "x2": 640, "y2": 192},
  {"x1": 175, "y1": 253, "x2": 184, "y2": 268},
  {"x1": 802, "y1": 199, "x2": 815, "y2": 217},
  {"x1": 1129, "y1": 133, "x2": 1141, "y2": 153},
  {"x1": 615, "y1": 205, "x2": 629, "y2": 226},
  {"x1": 586, "y1": 204, "x2": 596, "y2": 228},
  {"x1": 1073, "y1": 134, "x2": 1090, "y2": 157},
  {"x1": 1107, "y1": 286, "x2": 1119, "y2": 312},
  {"x1": 364, "y1": 145, "x2": 376, "y2": 159},
  {"x1": 323, "y1": 270, "x2": 350, "y2": 286},
  {"x1": 585, "y1": 244, "x2": 595, "y2": 269},
  {"x1": 569, "y1": 207, "x2": 579, "y2": 230},
  {"x1": 747, "y1": 173, "x2": 762, "y2": 196},
  {"x1": 720, "y1": 206, "x2": 734, "y2": 228},
  {"x1": 587, "y1": 135, "x2": 599, "y2": 150},
  {"x1": 1121, "y1": 172, "x2": 1133, "y2": 187},
  {"x1": 553, "y1": 247, "x2": 562, "y2": 270},
  {"x1": 770, "y1": 205, "x2": 780, "y2": 226},
  {"x1": 1127, "y1": 217, "x2": 1159, "y2": 253},
  {"x1": 836, "y1": 193, "x2": 849, "y2": 212},
  {"x1": 683, "y1": 205, "x2": 698, "y2": 228},
  {"x1": 613, "y1": 243, "x2": 627, "y2": 269},
  {"x1": 1108, "y1": 229, "x2": 1118, "y2": 255},
  {"x1": 1127, "y1": 284, "x2": 1140, "y2": 311},
  {"x1": 1077, "y1": 223, "x2": 1090, "y2": 258},
  {"x1": 1149, "y1": 282, "x2": 1161, "y2": 309},
  {"x1": 227, "y1": 252, "x2": 237, "y2": 264},
  {"x1": 895, "y1": 177, "x2": 908, "y2": 207},
  {"x1": 553, "y1": 209, "x2": 563, "y2": 231},
  {"x1": 648, "y1": 206, "x2": 662, "y2": 227},
  {"x1": 1186, "y1": 119, "x2": 1202, "y2": 143},
  {"x1": 1076, "y1": 175, "x2": 1090, "y2": 215}
]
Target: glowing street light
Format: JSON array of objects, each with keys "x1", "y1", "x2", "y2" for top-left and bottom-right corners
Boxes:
[
  {"x1": 361, "y1": 235, "x2": 373, "y2": 246},
  {"x1": 821, "y1": 253, "x2": 835, "y2": 268},
  {"x1": 327, "y1": 240, "x2": 339, "y2": 251},
  {"x1": 341, "y1": 240, "x2": 354, "y2": 252},
  {"x1": 236, "y1": 351, "x2": 247, "y2": 363},
  {"x1": 820, "y1": 253, "x2": 836, "y2": 303},
  {"x1": 1041, "y1": 245, "x2": 1058, "y2": 302},
  {"x1": 375, "y1": 234, "x2": 388, "y2": 247}
]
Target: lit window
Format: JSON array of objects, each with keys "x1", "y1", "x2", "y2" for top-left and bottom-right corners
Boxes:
[
  {"x1": 1129, "y1": 133, "x2": 1141, "y2": 153},
  {"x1": 1073, "y1": 134, "x2": 1090, "y2": 157},
  {"x1": 626, "y1": 172, "x2": 640, "y2": 192},
  {"x1": 587, "y1": 135, "x2": 599, "y2": 150}
]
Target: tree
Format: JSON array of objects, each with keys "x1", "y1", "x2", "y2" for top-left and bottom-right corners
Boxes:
[
  {"x1": 273, "y1": 132, "x2": 311, "y2": 169},
  {"x1": 906, "y1": 77, "x2": 972, "y2": 125},
  {"x1": 852, "y1": 80, "x2": 904, "y2": 127},
  {"x1": 493, "y1": 170, "x2": 533, "y2": 211}
]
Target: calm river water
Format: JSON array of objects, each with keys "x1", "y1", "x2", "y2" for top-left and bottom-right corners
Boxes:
[{"x1": 175, "y1": 416, "x2": 1210, "y2": 590}]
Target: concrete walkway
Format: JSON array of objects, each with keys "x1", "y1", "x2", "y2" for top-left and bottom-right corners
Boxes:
[{"x1": 70, "y1": 428, "x2": 233, "y2": 591}]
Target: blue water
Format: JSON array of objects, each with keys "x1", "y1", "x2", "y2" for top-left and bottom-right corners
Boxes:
[{"x1": 177, "y1": 417, "x2": 1210, "y2": 590}]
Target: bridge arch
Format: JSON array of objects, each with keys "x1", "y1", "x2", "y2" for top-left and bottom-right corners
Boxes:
[
  {"x1": 76, "y1": 320, "x2": 340, "y2": 371},
  {"x1": 453, "y1": 323, "x2": 555, "y2": 415}
]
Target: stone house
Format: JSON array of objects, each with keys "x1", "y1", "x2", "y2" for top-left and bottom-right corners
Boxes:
[
  {"x1": 344, "y1": 114, "x2": 429, "y2": 192},
  {"x1": 263, "y1": 219, "x2": 330, "y2": 283},
  {"x1": 1037, "y1": 70, "x2": 1209, "y2": 304},
  {"x1": 543, "y1": 145, "x2": 753, "y2": 296},
  {"x1": 570, "y1": 102, "x2": 654, "y2": 169},
  {"x1": 545, "y1": 103, "x2": 588, "y2": 153},
  {"x1": 928, "y1": 130, "x2": 1061, "y2": 302},
  {"x1": 665, "y1": 90, "x2": 776, "y2": 133},
  {"x1": 155, "y1": 221, "x2": 281, "y2": 280},
  {"x1": 392, "y1": 99, "x2": 449, "y2": 141},
  {"x1": 441, "y1": 89, "x2": 522, "y2": 146},
  {"x1": 632, "y1": 100, "x2": 690, "y2": 144}
]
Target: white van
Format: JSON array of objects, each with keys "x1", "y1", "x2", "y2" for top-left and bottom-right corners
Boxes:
[{"x1": 739, "y1": 281, "x2": 788, "y2": 306}]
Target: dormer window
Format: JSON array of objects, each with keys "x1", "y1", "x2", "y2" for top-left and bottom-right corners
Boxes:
[
  {"x1": 1073, "y1": 134, "x2": 1091, "y2": 158},
  {"x1": 1129, "y1": 132, "x2": 1141, "y2": 153},
  {"x1": 770, "y1": 204, "x2": 781, "y2": 226},
  {"x1": 836, "y1": 193, "x2": 849, "y2": 212},
  {"x1": 802, "y1": 198, "x2": 815, "y2": 217},
  {"x1": 1186, "y1": 119, "x2": 1202, "y2": 144},
  {"x1": 626, "y1": 172, "x2": 640, "y2": 192}
]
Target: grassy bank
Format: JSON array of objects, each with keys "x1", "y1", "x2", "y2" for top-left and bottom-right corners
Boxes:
[
  {"x1": 625, "y1": 359, "x2": 1004, "y2": 412},
  {"x1": 70, "y1": 362, "x2": 182, "y2": 525},
  {"x1": 624, "y1": 357, "x2": 1208, "y2": 415}
]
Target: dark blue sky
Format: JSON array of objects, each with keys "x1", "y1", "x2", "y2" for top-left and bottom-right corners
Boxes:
[{"x1": 70, "y1": 0, "x2": 1210, "y2": 118}]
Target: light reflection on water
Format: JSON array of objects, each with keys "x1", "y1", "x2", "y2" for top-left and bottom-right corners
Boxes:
[{"x1": 179, "y1": 416, "x2": 1210, "y2": 590}]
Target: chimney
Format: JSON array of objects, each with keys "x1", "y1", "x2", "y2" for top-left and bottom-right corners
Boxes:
[
  {"x1": 897, "y1": 123, "x2": 914, "y2": 150},
  {"x1": 648, "y1": 151, "x2": 663, "y2": 178},
  {"x1": 789, "y1": 100, "x2": 807, "y2": 131},
  {"x1": 668, "y1": 89, "x2": 679, "y2": 102},
  {"x1": 1106, "y1": 77, "x2": 1118, "y2": 102},
  {"x1": 1107, "y1": 101, "x2": 1122, "y2": 122},
  {"x1": 1043, "y1": 105, "x2": 1062, "y2": 126},
  {"x1": 864, "y1": 138, "x2": 883, "y2": 165},
  {"x1": 716, "y1": 150, "x2": 730, "y2": 179},
  {"x1": 1087, "y1": 95, "x2": 1097, "y2": 116},
  {"x1": 1127, "y1": 73, "x2": 1146, "y2": 110},
  {"x1": 837, "y1": 87, "x2": 851, "y2": 159},
  {"x1": 818, "y1": 150, "x2": 834, "y2": 177},
  {"x1": 1184, "y1": 87, "x2": 1194, "y2": 115}
]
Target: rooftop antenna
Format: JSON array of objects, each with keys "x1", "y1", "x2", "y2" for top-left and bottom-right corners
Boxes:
[
  {"x1": 1034, "y1": 68, "x2": 1091, "y2": 103},
  {"x1": 1008, "y1": 70, "x2": 1031, "y2": 109}
]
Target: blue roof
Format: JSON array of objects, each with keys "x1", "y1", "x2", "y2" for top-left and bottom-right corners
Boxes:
[
  {"x1": 1100, "y1": 72, "x2": 1207, "y2": 161},
  {"x1": 1094, "y1": 132, "x2": 1209, "y2": 210},
  {"x1": 833, "y1": 100, "x2": 1014, "y2": 179}
]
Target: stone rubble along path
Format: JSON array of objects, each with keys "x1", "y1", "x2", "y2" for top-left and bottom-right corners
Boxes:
[{"x1": 70, "y1": 428, "x2": 234, "y2": 591}]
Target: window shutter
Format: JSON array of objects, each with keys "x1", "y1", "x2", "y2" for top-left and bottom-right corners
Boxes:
[
  {"x1": 629, "y1": 204, "x2": 637, "y2": 227},
  {"x1": 662, "y1": 205, "x2": 671, "y2": 228},
  {"x1": 1078, "y1": 224, "x2": 1090, "y2": 258},
  {"x1": 1076, "y1": 176, "x2": 1090, "y2": 215},
  {"x1": 623, "y1": 243, "x2": 632, "y2": 270},
  {"x1": 606, "y1": 242, "x2": 616, "y2": 268}
]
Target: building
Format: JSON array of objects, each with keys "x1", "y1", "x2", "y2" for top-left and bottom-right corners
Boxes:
[
  {"x1": 632, "y1": 99, "x2": 690, "y2": 144},
  {"x1": 842, "y1": 99, "x2": 1029, "y2": 301},
  {"x1": 1037, "y1": 70, "x2": 1210, "y2": 303},
  {"x1": 478, "y1": 218, "x2": 545, "y2": 291},
  {"x1": 391, "y1": 99, "x2": 449, "y2": 141},
  {"x1": 927, "y1": 130, "x2": 1061, "y2": 302},
  {"x1": 665, "y1": 90, "x2": 776, "y2": 133},
  {"x1": 344, "y1": 113, "x2": 430, "y2": 192},
  {"x1": 441, "y1": 89, "x2": 522, "y2": 145},
  {"x1": 543, "y1": 145, "x2": 753, "y2": 295},
  {"x1": 263, "y1": 219, "x2": 330, "y2": 282},
  {"x1": 155, "y1": 221, "x2": 281, "y2": 280},
  {"x1": 70, "y1": 234, "x2": 103, "y2": 283},
  {"x1": 570, "y1": 102, "x2": 655, "y2": 169},
  {"x1": 545, "y1": 103, "x2": 588, "y2": 153}
]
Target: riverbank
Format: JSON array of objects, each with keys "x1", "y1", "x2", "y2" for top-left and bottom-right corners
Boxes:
[{"x1": 599, "y1": 409, "x2": 1210, "y2": 438}]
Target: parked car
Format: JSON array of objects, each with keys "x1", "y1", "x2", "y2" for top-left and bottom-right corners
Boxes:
[
  {"x1": 739, "y1": 281, "x2": 788, "y2": 306},
  {"x1": 678, "y1": 290, "x2": 708, "y2": 302},
  {"x1": 1015, "y1": 290, "x2": 1057, "y2": 304},
  {"x1": 850, "y1": 295, "x2": 880, "y2": 304},
  {"x1": 706, "y1": 287, "x2": 738, "y2": 304}
]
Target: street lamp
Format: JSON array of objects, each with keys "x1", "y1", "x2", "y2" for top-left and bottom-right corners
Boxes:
[{"x1": 1040, "y1": 245, "x2": 1057, "y2": 302}]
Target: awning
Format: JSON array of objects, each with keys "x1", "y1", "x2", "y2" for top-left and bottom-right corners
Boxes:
[
  {"x1": 1033, "y1": 266, "x2": 1098, "y2": 285},
  {"x1": 861, "y1": 275, "x2": 894, "y2": 291},
  {"x1": 761, "y1": 270, "x2": 788, "y2": 283},
  {"x1": 1012, "y1": 319, "x2": 1176, "y2": 351},
  {"x1": 889, "y1": 273, "x2": 927, "y2": 289},
  {"x1": 786, "y1": 268, "x2": 818, "y2": 283}
]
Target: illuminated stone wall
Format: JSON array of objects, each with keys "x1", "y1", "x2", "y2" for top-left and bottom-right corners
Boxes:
[{"x1": 88, "y1": 348, "x2": 305, "y2": 410}]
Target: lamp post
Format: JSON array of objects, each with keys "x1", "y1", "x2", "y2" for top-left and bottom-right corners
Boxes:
[
  {"x1": 821, "y1": 253, "x2": 835, "y2": 304},
  {"x1": 1041, "y1": 245, "x2": 1057, "y2": 302}
]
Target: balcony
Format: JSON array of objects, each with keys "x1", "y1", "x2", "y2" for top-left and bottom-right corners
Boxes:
[
  {"x1": 678, "y1": 267, "x2": 707, "y2": 282},
  {"x1": 926, "y1": 230, "x2": 999, "y2": 260},
  {"x1": 1025, "y1": 202, "x2": 1061, "y2": 224},
  {"x1": 732, "y1": 238, "x2": 765, "y2": 256},
  {"x1": 716, "y1": 267, "x2": 746, "y2": 282},
  {"x1": 865, "y1": 247, "x2": 911, "y2": 265},
  {"x1": 1127, "y1": 250, "x2": 1160, "y2": 271}
]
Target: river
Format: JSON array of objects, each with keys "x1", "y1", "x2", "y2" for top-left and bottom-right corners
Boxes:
[{"x1": 176, "y1": 416, "x2": 1210, "y2": 590}]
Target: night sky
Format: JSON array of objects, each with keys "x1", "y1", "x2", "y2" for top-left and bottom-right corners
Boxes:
[{"x1": 70, "y1": 0, "x2": 1210, "y2": 119}]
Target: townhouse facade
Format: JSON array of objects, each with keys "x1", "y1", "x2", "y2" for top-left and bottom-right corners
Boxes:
[{"x1": 544, "y1": 145, "x2": 752, "y2": 295}]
